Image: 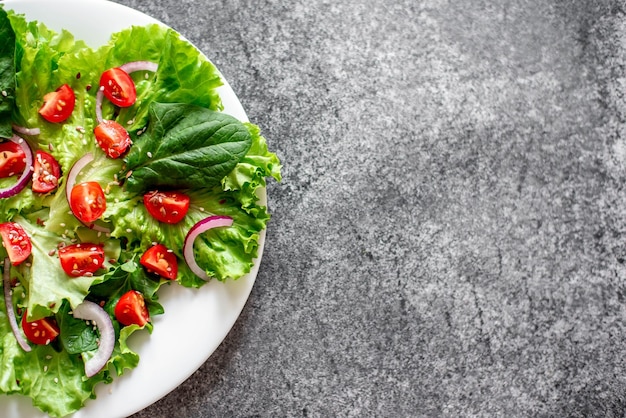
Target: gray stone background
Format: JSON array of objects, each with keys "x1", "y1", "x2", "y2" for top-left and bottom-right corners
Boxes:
[{"x1": 115, "y1": 0, "x2": 626, "y2": 417}]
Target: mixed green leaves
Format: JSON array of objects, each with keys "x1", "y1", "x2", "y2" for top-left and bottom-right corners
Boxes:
[{"x1": 0, "y1": 5, "x2": 281, "y2": 418}]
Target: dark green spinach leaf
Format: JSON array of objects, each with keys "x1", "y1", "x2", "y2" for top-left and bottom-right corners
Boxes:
[
  {"x1": 0, "y1": 6, "x2": 15, "y2": 139},
  {"x1": 124, "y1": 102, "x2": 252, "y2": 193},
  {"x1": 56, "y1": 300, "x2": 99, "y2": 355}
]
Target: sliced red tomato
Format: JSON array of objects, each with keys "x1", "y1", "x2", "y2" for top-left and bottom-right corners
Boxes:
[
  {"x1": 69, "y1": 181, "x2": 107, "y2": 223},
  {"x1": 38, "y1": 84, "x2": 75, "y2": 123},
  {"x1": 99, "y1": 68, "x2": 136, "y2": 107},
  {"x1": 94, "y1": 120, "x2": 131, "y2": 158},
  {"x1": 114, "y1": 290, "x2": 149, "y2": 327},
  {"x1": 0, "y1": 141, "x2": 26, "y2": 178},
  {"x1": 21, "y1": 312, "x2": 60, "y2": 345},
  {"x1": 143, "y1": 190, "x2": 190, "y2": 224},
  {"x1": 32, "y1": 150, "x2": 61, "y2": 193},
  {"x1": 0, "y1": 222, "x2": 32, "y2": 265},
  {"x1": 58, "y1": 243, "x2": 105, "y2": 277},
  {"x1": 140, "y1": 244, "x2": 178, "y2": 280}
]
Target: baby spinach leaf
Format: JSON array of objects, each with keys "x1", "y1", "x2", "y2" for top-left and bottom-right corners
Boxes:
[
  {"x1": 56, "y1": 300, "x2": 99, "y2": 355},
  {"x1": 123, "y1": 102, "x2": 251, "y2": 193},
  {"x1": 0, "y1": 6, "x2": 15, "y2": 139}
]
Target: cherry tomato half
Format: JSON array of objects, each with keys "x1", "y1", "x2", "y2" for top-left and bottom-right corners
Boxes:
[
  {"x1": 38, "y1": 84, "x2": 75, "y2": 123},
  {"x1": 58, "y1": 243, "x2": 105, "y2": 277},
  {"x1": 94, "y1": 120, "x2": 131, "y2": 158},
  {"x1": 0, "y1": 141, "x2": 26, "y2": 178},
  {"x1": 140, "y1": 244, "x2": 178, "y2": 280},
  {"x1": 99, "y1": 68, "x2": 136, "y2": 107},
  {"x1": 21, "y1": 312, "x2": 60, "y2": 345},
  {"x1": 114, "y1": 290, "x2": 149, "y2": 327},
  {"x1": 69, "y1": 182, "x2": 107, "y2": 224},
  {"x1": 143, "y1": 191, "x2": 190, "y2": 224},
  {"x1": 0, "y1": 222, "x2": 32, "y2": 265},
  {"x1": 32, "y1": 150, "x2": 61, "y2": 193}
]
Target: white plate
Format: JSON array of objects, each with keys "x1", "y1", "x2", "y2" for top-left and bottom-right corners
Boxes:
[{"x1": 1, "y1": 1, "x2": 264, "y2": 417}]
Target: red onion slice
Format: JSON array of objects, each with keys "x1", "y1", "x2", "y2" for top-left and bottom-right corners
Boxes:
[
  {"x1": 65, "y1": 153, "x2": 111, "y2": 233},
  {"x1": 12, "y1": 124, "x2": 40, "y2": 136},
  {"x1": 65, "y1": 152, "x2": 94, "y2": 205},
  {"x1": 183, "y1": 215, "x2": 233, "y2": 281},
  {"x1": 119, "y1": 60, "x2": 159, "y2": 74},
  {"x1": 95, "y1": 88, "x2": 104, "y2": 125},
  {"x1": 0, "y1": 135, "x2": 34, "y2": 199},
  {"x1": 72, "y1": 300, "x2": 115, "y2": 377},
  {"x1": 3, "y1": 258, "x2": 31, "y2": 352}
]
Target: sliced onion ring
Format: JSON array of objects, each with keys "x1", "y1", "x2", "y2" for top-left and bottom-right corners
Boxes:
[
  {"x1": 12, "y1": 124, "x2": 40, "y2": 136},
  {"x1": 66, "y1": 152, "x2": 94, "y2": 204},
  {"x1": 183, "y1": 215, "x2": 233, "y2": 281},
  {"x1": 0, "y1": 135, "x2": 34, "y2": 199},
  {"x1": 72, "y1": 300, "x2": 115, "y2": 378},
  {"x1": 3, "y1": 258, "x2": 31, "y2": 352},
  {"x1": 95, "y1": 88, "x2": 104, "y2": 125},
  {"x1": 119, "y1": 60, "x2": 159, "y2": 74},
  {"x1": 65, "y1": 153, "x2": 111, "y2": 233}
]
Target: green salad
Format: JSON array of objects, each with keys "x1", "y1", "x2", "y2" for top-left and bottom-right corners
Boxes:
[{"x1": 0, "y1": 6, "x2": 280, "y2": 417}]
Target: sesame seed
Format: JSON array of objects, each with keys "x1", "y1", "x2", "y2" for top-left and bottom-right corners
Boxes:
[
  {"x1": 44, "y1": 366, "x2": 48, "y2": 372},
  {"x1": 54, "y1": 377, "x2": 59, "y2": 383},
  {"x1": 1, "y1": 91, "x2": 7, "y2": 97},
  {"x1": 147, "y1": 151, "x2": 153, "y2": 158}
]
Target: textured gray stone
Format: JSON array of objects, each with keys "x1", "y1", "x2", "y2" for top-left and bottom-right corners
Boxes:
[{"x1": 115, "y1": 0, "x2": 626, "y2": 416}]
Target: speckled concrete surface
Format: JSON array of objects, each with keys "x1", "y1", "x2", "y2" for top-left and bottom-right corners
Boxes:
[{"x1": 112, "y1": 0, "x2": 626, "y2": 416}]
